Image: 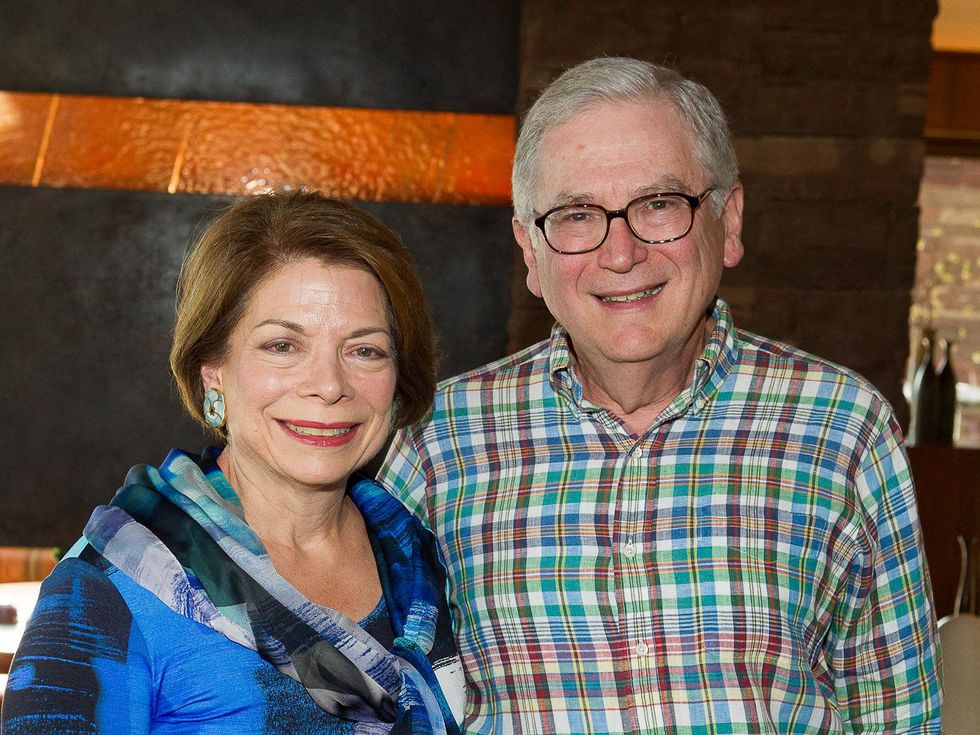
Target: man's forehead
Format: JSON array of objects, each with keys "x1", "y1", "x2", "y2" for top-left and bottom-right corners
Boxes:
[
  {"x1": 546, "y1": 177, "x2": 692, "y2": 207},
  {"x1": 554, "y1": 95, "x2": 679, "y2": 133},
  {"x1": 534, "y1": 99, "x2": 703, "y2": 206}
]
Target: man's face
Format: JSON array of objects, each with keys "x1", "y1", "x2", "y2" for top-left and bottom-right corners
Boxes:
[{"x1": 513, "y1": 98, "x2": 744, "y2": 382}]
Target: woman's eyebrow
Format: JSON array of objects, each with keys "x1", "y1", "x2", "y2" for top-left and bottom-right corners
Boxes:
[
  {"x1": 252, "y1": 318, "x2": 306, "y2": 333},
  {"x1": 348, "y1": 326, "x2": 392, "y2": 339}
]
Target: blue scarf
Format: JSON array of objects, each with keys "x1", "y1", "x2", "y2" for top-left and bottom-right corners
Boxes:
[{"x1": 73, "y1": 448, "x2": 459, "y2": 734}]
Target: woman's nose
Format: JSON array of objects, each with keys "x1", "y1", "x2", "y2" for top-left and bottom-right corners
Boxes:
[{"x1": 304, "y1": 353, "x2": 352, "y2": 403}]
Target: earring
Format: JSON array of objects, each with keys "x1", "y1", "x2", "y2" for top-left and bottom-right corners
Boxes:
[{"x1": 203, "y1": 387, "x2": 226, "y2": 429}]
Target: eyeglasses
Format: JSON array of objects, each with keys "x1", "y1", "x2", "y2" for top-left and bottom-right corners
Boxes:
[{"x1": 533, "y1": 188, "x2": 716, "y2": 254}]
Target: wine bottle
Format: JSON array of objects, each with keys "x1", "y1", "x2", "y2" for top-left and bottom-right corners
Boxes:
[
  {"x1": 909, "y1": 330, "x2": 939, "y2": 445},
  {"x1": 936, "y1": 339, "x2": 957, "y2": 445}
]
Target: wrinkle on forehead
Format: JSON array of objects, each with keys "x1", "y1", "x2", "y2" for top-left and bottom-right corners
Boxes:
[
  {"x1": 240, "y1": 261, "x2": 390, "y2": 338},
  {"x1": 535, "y1": 100, "x2": 705, "y2": 213},
  {"x1": 546, "y1": 175, "x2": 695, "y2": 210}
]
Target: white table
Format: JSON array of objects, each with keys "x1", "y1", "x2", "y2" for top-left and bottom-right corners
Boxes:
[{"x1": 0, "y1": 581, "x2": 43, "y2": 691}]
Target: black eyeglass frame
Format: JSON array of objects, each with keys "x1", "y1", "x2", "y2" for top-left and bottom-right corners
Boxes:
[{"x1": 533, "y1": 187, "x2": 716, "y2": 254}]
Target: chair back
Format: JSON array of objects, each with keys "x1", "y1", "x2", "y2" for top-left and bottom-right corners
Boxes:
[
  {"x1": 0, "y1": 546, "x2": 58, "y2": 584},
  {"x1": 938, "y1": 535, "x2": 980, "y2": 734}
]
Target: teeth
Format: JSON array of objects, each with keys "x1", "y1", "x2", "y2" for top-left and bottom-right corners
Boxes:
[
  {"x1": 601, "y1": 286, "x2": 662, "y2": 303},
  {"x1": 287, "y1": 424, "x2": 352, "y2": 437}
]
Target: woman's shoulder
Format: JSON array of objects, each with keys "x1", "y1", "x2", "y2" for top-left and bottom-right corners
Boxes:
[
  {"x1": 26, "y1": 554, "x2": 153, "y2": 672},
  {"x1": 8, "y1": 556, "x2": 355, "y2": 733},
  {"x1": 37, "y1": 554, "x2": 132, "y2": 626}
]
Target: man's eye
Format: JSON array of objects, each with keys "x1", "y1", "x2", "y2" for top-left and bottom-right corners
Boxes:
[
  {"x1": 643, "y1": 198, "x2": 675, "y2": 211},
  {"x1": 555, "y1": 208, "x2": 599, "y2": 225}
]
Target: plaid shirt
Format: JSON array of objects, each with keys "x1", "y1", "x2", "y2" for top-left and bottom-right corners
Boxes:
[{"x1": 380, "y1": 299, "x2": 941, "y2": 734}]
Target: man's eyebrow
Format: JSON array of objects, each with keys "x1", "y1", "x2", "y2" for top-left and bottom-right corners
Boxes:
[
  {"x1": 542, "y1": 177, "x2": 694, "y2": 211},
  {"x1": 545, "y1": 190, "x2": 599, "y2": 209},
  {"x1": 635, "y1": 176, "x2": 689, "y2": 195}
]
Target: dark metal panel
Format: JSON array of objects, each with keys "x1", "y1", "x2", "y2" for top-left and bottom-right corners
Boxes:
[
  {"x1": 0, "y1": 186, "x2": 513, "y2": 546},
  {"x1": 0, "y1": 0, "x2": 519, "y2": 113}
]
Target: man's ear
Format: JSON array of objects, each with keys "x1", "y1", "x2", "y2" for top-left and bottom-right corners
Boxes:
[
  {"x1": 513, "y1": 217, "x2": 543, "y2": 298},
  {"x1": 721, "y1": 183, "x2": 745, "y2": 269}
]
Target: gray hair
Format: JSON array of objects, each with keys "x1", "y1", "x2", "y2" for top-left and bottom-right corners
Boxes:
[{"x1": 511, "y1": 57, "x2": 739, "y2": 225}]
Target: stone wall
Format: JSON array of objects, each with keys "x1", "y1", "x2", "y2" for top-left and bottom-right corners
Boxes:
[{"x1": 509, "y1": 0, "x2": 939, "y2": 428}]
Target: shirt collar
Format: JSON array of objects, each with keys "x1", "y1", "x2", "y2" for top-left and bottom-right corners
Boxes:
[
  {"x1": 546, "y1": 297, "x2": 738, "y2": 417},
  {"x1": 545, "y1": 322, "x2": 579, "y2": 402},
  {"x1": 692, "y1": 298, "x2": 738, "y2": 414}
]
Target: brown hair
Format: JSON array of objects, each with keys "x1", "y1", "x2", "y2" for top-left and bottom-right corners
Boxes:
[{"x1": 169, "y1": 190, "x2": 437, "y2": 433}]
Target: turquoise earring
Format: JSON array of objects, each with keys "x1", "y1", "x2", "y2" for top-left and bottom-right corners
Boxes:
[{"x1": 203, "y1": 387, "x2": 226, "y2": 429}]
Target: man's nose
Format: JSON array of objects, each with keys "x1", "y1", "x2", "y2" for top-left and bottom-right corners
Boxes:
[{"x1": 596, "y1": 215, "x2": 648, "y2": 272}]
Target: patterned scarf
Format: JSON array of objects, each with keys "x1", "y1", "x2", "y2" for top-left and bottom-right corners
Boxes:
[{"x1": 72, "y1": 448, "x2": 459, "y2": 735}]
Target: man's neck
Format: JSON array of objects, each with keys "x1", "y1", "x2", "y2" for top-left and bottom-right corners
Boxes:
[
  {"x1": 576, "y1": 360, "x2": 691, "y2": 436},
  {"x1": 573, "y1": 316, "x2": 714, "y2": 436}
]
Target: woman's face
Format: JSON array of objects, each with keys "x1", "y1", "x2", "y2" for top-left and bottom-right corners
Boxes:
[{"x1": 201, "y1": 257, "x2": 398, "y2": 494}]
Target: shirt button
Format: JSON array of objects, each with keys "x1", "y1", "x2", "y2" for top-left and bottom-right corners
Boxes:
[
  {"x1": 634, "y1": 641, "x2": 649, "y2": 656},
  {"x1": 623, "y1": 541, "x2": 637, "y2": 558}
]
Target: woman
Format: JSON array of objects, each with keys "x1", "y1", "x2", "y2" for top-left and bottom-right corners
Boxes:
[{"x1": 2, "y1": 191, "x2": 463, "y2": 733}]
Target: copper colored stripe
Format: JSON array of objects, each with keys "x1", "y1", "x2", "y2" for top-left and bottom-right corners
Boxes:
[
  {"x1": 0, "y1": 92, "x2": 53, "y2": 185},
  {"x1": 168, "y1": 120, "x2": 194, "y2": 195},
  {"x1": 0, "y1": 91, "x2": 514, "y2": 206},
  {"x1": 30, "y1": 95, "x2": 60, "y2": 186}
]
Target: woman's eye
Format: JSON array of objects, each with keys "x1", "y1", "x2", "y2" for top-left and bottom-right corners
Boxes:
[
  {"x1": 353, "y1": 345, "x2": 388, "y2": 359},
  {"x1": 267, "y1": 341, "x2": 293, "y2": 353}
]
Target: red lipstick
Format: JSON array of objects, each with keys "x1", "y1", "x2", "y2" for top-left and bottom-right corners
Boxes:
[{"x1": 277, "y1": 419, "x2": 360, "y2": 447}]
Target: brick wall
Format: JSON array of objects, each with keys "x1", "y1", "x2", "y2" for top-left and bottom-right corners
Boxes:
[{"x1": 509, "y1": 0, "x2": 939, "y2": 428}]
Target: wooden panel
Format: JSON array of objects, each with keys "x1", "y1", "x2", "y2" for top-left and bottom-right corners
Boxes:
[
  {"x1": 908, "y1": 446, "x2": 980, "y2": 619},
  {"x1": 926, "y1": 51, "x2": 980, "y2": 141},
  {"x1": 0, "y1": 92, "x2": 514, "y2": 205},
  {"x1": 0, "y1": 547, "x2": 58, "y2": 584}
]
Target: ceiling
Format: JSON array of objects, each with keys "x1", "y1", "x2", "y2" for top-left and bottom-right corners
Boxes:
[{"x1": 933, "y1": 0, "x2": 980, "y2": 51}]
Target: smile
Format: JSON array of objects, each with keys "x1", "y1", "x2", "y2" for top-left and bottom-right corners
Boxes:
[
  {"x1": 600, "y1": 285, "x2": 663, "y2": 303},
  {"x1": 284, "y1": 423, "x2": 353, "y2": 437}
]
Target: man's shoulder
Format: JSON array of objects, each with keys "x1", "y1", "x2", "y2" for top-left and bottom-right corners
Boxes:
[
  {"x1": 435, "y1": 336, "x2": 552, "y2": 395},
  {"x1": 732, "y1": 328, "x2": 891, "y2": 410}
]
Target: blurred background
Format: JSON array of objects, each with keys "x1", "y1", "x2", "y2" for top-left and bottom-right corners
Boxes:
[{"x1": 0, "y1": 0, "x2": 977, "y2": 621}]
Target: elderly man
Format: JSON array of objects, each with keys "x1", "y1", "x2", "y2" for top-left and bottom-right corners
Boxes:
[{"x1": 380, "y1": 57, "x2": 941, "y2": 733}]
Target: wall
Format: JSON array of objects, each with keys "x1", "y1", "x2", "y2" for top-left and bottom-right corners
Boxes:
[
  {"x1": 509, "y1": 0, "x2": 938, "y2": 435},
  {"x1": 0, "y1": 1, "x2": 943, "y2": 549},
  {"x1": 0, "y1": 1, "x2": 520, "y2": 547}
]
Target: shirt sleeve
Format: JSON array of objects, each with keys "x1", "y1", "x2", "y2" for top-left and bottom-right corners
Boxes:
[
  {"x1": 830, "y1": 409, "x2": 942, "y2": 732},
  {"x1": 379, "y1": 425, "x2": 434, "y2": 530},
  {"x1": 1, "y1": 558, "x2": 153, "y2": 734}
]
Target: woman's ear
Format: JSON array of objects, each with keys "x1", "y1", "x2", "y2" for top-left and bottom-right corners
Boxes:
[{"x1": 200, "y1": 363, "x2": 221, "y2": 391}]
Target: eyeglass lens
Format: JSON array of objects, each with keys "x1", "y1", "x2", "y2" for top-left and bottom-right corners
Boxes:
[{"x1": 544, "y1": 194, "x2": 695, "y2": 253}]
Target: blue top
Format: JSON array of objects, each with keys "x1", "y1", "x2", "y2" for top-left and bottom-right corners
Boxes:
[{"x1": 2, "y1": 452, "x2": 464, "y2": 734}]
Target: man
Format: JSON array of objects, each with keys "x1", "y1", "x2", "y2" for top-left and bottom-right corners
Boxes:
[{"x1": 380, "y1": 57, "x2": 941, "y2": 733}]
